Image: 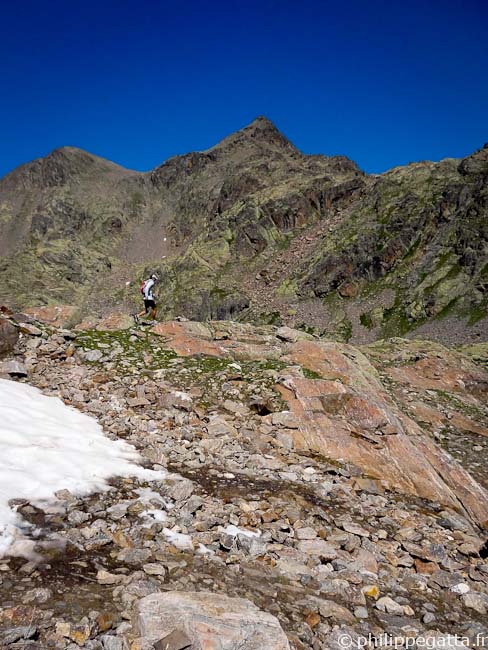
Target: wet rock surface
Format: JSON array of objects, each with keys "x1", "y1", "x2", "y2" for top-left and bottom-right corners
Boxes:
[{"x1": 0, "y1": 316, "x2": 487, "y2": 649}]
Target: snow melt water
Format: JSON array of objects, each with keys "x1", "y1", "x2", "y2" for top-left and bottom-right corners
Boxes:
[{"x1": 0, "y1": 378, "x2": 165, "y2": 558}]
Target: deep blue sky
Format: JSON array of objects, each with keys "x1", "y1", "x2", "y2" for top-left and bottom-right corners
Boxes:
[{"x1": 1, "y1": 0, "x2": 487, "y2": 178}]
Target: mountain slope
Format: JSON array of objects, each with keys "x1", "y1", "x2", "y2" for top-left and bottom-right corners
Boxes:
[{"x1": 0, "y1": 119, "x2": 486, "y2": 342}]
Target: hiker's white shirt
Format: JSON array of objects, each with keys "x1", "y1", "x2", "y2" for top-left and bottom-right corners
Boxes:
[{"x1": 144, "y1": 278, "x2": 155, "y2": 300}]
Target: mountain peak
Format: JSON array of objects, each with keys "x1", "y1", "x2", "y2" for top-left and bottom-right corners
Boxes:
[
  {"x1": 247, "y1": 115, "x2": 280, "y2": 129},
  {"x1": 208, "y1": 116, "x2": 299, "y2": 155},
  {"x1": 0, "y1": 146, "x2": 137, "y2": 190}
]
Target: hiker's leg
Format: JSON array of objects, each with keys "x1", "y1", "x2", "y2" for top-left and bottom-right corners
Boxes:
[{"x1": 140, "y1": 300, "x2": 151, "y2": 318}]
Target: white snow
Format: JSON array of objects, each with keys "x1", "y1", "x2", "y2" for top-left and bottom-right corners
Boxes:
[
  {"x1": 162, "y1": 527, "x2": 194, "y2": 550},
  {"x1": 160, "y1": 527, "x2": 211, "y2": 555},
  {"x1": 142, "y1": 508, "x2": 168, "y2": 524},
  {"x1": 221, "y1": 524, "x2": 261, "y2": 538},
  {"x1": 134, "y1": 487, "x2": 172, "y2": 508},
  {"x1": 135, "y1": 487, "x2": 173, "y2": 526},
  {"x1": 0, "y1": 378, "x2": 165, "y2": 558}
]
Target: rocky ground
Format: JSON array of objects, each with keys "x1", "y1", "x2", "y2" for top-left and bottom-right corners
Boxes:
[{"x1": 0, "y1": 312, "x2": 488, "y2": 649}]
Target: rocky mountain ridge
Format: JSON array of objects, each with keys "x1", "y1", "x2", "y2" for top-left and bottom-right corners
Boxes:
[
  {"x1": 0, "y1": 310, "x2": 487, "y2": 648},
  {"x1": 1, "y1": 118, "x2": 486, "y2": 343}
]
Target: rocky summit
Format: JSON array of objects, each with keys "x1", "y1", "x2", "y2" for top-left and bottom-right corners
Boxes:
[
  {"x1": 0, "y1": 118, "x2": 487, "y2": 342},
  {"x1": 0, "y1": 312, "x2": 488, "y2": 649}
]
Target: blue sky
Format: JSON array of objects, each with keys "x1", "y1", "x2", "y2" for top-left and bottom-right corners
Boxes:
[{"x1": 1, "y1": 0, "x2": 487, "y2": 177}]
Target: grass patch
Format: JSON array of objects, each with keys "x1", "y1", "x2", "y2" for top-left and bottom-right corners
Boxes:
[{"x1": 360, "y1": 312, "x2": 374, "y2": 329}]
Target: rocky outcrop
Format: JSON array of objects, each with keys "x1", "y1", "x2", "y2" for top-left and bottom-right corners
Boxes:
[
  {"x1": 132, "y1": 591, "x2": 290, "y2": 649},
  {"x1": 148, "y1": 319, "x2": 488, "y2": 528},
  {"x1": 23, "y1": 305, "x2": 79, "y2": 328},
  {"x1": 0, "y1": 316, "x2": 18, "y2": 357}
]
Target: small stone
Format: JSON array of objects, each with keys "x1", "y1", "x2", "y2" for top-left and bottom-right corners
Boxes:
[
  {"x1": 56, "y1": 622, "x2": 71, "y2": 638},
  {"x1": 319, "y1": 600, "x2": 355, "y2": 624},
  {"x1": 341, "y1": 521, "x2": 370, "y2": 537},
  {"x1": 295, "y1": 527, "x2": 317, "y2": 540},
  {"x1": 69, "y1": 623, "x2": 92, "y2": 645},
  {"x1": 423, "y1": 612, "x2": 436, "y2": 624},
  {"x1": 107, "y1": 503, "x2": 129, "y2": 520},
  {"x1": 19, "y1": 323, "x2": 42, "y2": 336},
  {"x1": 1, "y1": 626, "x2": 38, "y2": 645},
  {"x1": 354, "y1": 606, "x2": 369, "y2": 619},
  {"x1": 305, "y1": 612, "x2": 321, "y2": 628},
  {"x1": 68, "y1": 509, "x2": 90, "y2": 525},
  {"x1": 450, "y1": 583, "x2": 470, "y2": 594},
  {"x1": 362, "y1": 584, "x2": 379, "y2": 599},
  {"x1": 97, "y1": 612, "x2": 116, "y2": 632},
  {"x1": 128, "y1": 397, "x2": 150, "y2": 407},
  {"x1": 167, "y1": 478, "x2": 194, "y2": 502},
  {"x1": 297, "y1": 539, "x2": 338, "y2": 560},
  {"x1": 376, "y1": 596, "x2": 405, "y2": 615},
  {"x1": 143, "y1": 563, "x2": 166, "y2": 576},
  {"x1": 222, "y1": 399, "x2": 249, "y2": 415},
  {"x1": 183, "y1": 495, "x2": 205, "y2": 514},
  {"x1": 461, "y1": 592, "x2": 487, "y2": 614},
  {"x1": 84, "y1": 349, "x2": 103, "y2": 362},
  {"x1": 100, "y1": 636, "x2": 125, "y2": 650},
  {"x1": 22, "y1": 587, "x2": 53, "y2": 604},
  {"x1": 97, "y1": 570, "x2": 124, "y2": 585}
]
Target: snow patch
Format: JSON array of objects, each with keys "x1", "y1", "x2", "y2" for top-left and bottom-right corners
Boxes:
[
  {"x1": 162, "y1": 527, "x2": 194, "y2": 550},
  {"x1": 143, "y1": 509, "x2": 168, "y2": 523},
  {"x1": 221, "y1": 524, "x2": 261, "y2": 538},
  {"x1": 0, "y1": 378, "x2": 165, "y2": 559},
  {"x1": 134, "y1": 487, "x2": 173, "y2": 509}
]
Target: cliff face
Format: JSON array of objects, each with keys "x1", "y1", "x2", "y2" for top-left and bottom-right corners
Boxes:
[{"x1": 0, "y1": 119, "x2": 486, "y2": 342}]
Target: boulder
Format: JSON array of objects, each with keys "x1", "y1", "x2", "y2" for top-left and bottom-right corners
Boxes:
[
  {"x1": 0, "y1": 317, "x2": 18, "y2": 357},
  {"x1": 132, "y1": 591, "x2": 290, "y2": 649},
  {"x1": 0, "y1": 360, "x2": 28, "y2": 376},
  {"x1": 23, "y1": 305, "x2": 78, "y2": 328},
  {"x1": 18, "y1": 323, "x2": 43, "y2": 336}
]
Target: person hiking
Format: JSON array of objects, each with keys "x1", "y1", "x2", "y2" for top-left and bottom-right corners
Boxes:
[{"x1": 133, "y1": 273, "x2": 159, "y2": 324}]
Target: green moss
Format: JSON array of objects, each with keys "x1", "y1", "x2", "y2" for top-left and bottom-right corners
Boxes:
[
  {"x1": 210, "y1": 287, "x2": 228, "y2": 300},
  {"x1": 277, "y1": 233, "x2": 293, "y2": 250},
  {"x1": 302, "y1": 367, "x2": 322, "y2": 379},
  {"x1": 337, "y1": 318, "x2": 353, "y2": 343},
  {"x1": 434, "y1": 297, "x2": 459, "y2": 320},
  {"x1": 276, "y1": 278, "x2": 298, "y2": 298},
  {"x1": 75, "y1": 329, "x2": 178, "y2": 370},
  {"x1": 468, "y1": 303, "x2": 487, "y2": 325},
  {"x1": 260, "y1": 311, "x2": 282, "y2": 326},
  {"x1": 381, "y1": 295, "x2": 417, "y2": 337},
  {"x1": 360, "y1": 312, "x2": 374, "y2": 329},
  {"x1": 297, "y1": 323, "x2": 317, "y2": 335}
]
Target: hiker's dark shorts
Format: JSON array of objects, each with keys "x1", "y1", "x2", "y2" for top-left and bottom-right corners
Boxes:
[{"x1": 144, "y1": 299, "x2": 156, "y2": 310}]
